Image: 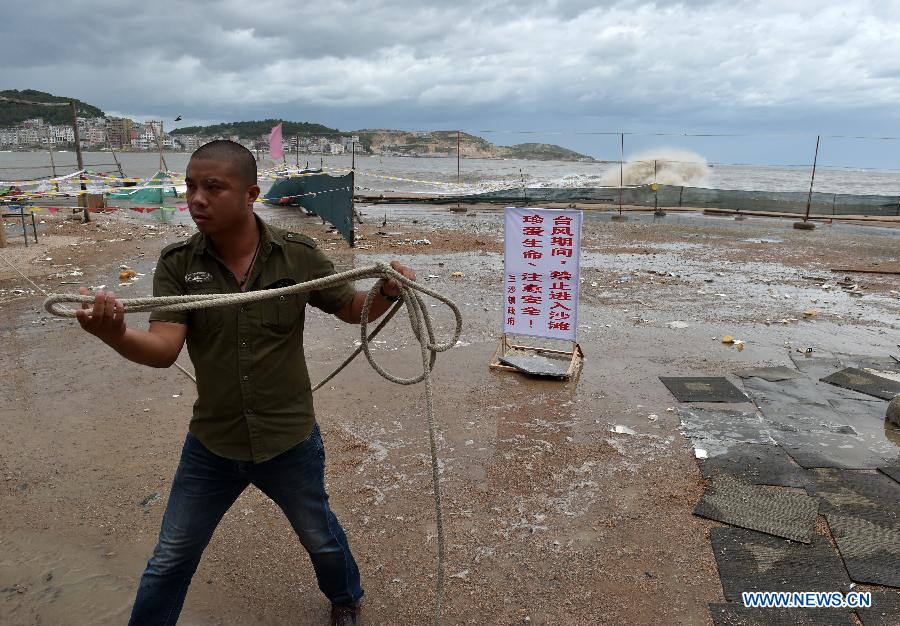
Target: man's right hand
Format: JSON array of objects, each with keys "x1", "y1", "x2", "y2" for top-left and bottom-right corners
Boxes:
[{"x1": 75, "y1": 287, "x2": 127, "y2": 346}]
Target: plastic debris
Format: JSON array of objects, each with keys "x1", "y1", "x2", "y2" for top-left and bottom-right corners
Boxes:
[
  {"x1": 612, "y1": 425, "x2": 636, "y2": 435},
  {"x1": 451, "y1": 271, "x2": 464, "y2": 278},
  {"x1": 803, "y1": 309, "x2": 818, "y2": 317},
  {"x1": 721, "y1": 335, "x2": 734, "y2": 344},
  {"x1": 668, "y1": 321, "x2": 689, "y2": 329},
  {"x1": 694, "y1": 448, "x2": 709, "y2": 459}
]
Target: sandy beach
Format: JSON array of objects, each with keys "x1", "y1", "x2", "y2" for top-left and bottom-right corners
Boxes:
[{"x1": 1, "y1": 204, "x2": 898, "y2": 625}]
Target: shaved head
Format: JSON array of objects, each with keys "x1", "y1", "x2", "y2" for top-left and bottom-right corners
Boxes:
[{"x1": 190, "y1": 140, "x2": 257, "y2": 188}]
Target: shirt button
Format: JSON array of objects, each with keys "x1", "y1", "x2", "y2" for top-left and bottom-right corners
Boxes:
[
  {"x1": 241, "y1": 342, "x2": 247, "y2": 348},
  {"x1": 247, "y1": 409, "x2": 254, "y2": 415},
  {"x1": 240, "y1": 306, "x2": 245, "y2": 313},
  {"x1": 242, "y1": 375, "x2": 249, "y2": 381}
]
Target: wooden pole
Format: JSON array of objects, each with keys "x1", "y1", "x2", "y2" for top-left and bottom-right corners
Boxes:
[
  {"x1": 803, "y1": 135, "x2": 820, "y2": 223},
  {"x1": 69, "y1": 101, "x2": 89, "y2": 223},
  {"x1": 793, "y1": 135, "x2": 820, "y2": 230},
  {"x1": 105, "y1": 129, "x2": 125, "y2": 177},
  {"x1": 152, "y1": 122, "x2": 168, "y2": 171},
  {"x1": 45, "y1": 126, "x2": 57, "y2": 178}
]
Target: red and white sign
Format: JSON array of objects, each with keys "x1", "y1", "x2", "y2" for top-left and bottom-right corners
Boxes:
[{"x1": 503, "y1": 206, "x2": 582, "y2": 342}]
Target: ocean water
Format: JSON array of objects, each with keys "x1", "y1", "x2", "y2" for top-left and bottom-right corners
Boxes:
[{"x1": 3, "y1": 150, "x2": 900, "y2": 197}]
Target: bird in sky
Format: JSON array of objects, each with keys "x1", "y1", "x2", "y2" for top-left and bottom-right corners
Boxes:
[{"x1": 174, "y1": 115, "x2": 182, "y2": 121}]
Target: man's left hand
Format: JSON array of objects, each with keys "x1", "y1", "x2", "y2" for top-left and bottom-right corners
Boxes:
[{"x1": 383, "y1": 261, "x2": 416, "y2": 297}]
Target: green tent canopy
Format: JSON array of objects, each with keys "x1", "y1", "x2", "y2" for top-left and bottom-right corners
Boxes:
[{"x1": 107, "y1": 171, "x2": 179, "y2": 204}]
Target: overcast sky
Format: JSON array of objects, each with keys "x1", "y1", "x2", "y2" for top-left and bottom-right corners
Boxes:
[{"x1": 4, "y1": 0, "x2": 900, "y2": 165}]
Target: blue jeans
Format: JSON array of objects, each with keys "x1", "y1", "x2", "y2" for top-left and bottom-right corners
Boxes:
[{"x1": 129, "y1": 424, "x2": 363, "y2": 625}]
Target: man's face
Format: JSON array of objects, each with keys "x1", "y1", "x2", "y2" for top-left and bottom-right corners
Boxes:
[{"x1": 185, "y1": 158, "x2": 259, "y2": 235}]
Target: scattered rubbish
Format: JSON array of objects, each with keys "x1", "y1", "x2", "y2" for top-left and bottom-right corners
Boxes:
[
  {"x1": 451, "y1": 272, "x2": 464, "y2": 278},
  {"x1": 803, "y1": 309, "x2": 818, "y2": 318},
  {"x1": 611, "y1": 425, "x2": 636, "y2": 435},
  {"x1": 821, "y1": 367, "x2": 900, "y2": 400},
  {"x1": 119, "y1": 267, "x2": 138, "y2": 282},
  {"x1": 695, "y1": 448, "x2": 709, "y2": 459},
  {"x1": 668, "y1": 321, "x2": 689, "y2": 329},
  {"x1": 734, "y1": 366, "x2": 802, "y2": 382},
  {"x1": 710, "y1": 528, "x2": 850, "y2": 602},
  {"x1": 172, "y1": 392, "x2": 182, "y2": 398},
  {"x1": 616, "y1": 274, "x2": 630, "y2": 284},
  {"x1": 411, "y1": 238, "x2": 431, "y2": 245},
  {"x1": 720, "y1": 335, "x2": 745, "y2": 350},
  {"x1": 825, "y1": 514, "x2": 900, "y2": 587},
  {"x1": 830, "y1": 266, "x2": 900, "y2": 276},
  {"x1": 139, "y1": 492, "x2": 160, "y2": 507},
  {"x1": 660, "y1": 377, "x2": 749, "y2": 403},
  {"x1": 694, "y1": 474, "x2": 818, "y2": 542}
]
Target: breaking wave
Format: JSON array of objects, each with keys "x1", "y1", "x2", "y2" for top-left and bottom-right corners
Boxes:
[{"x1": 601, "y1": 148, "x2": 710, "y2": 187}]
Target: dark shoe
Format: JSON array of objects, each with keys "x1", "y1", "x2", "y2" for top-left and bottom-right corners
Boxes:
[{"x1": 330, "y1": 602, "x2": 361, "y2": 626}]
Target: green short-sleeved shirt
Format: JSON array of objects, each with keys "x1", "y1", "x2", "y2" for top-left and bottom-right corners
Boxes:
[{"x1": 149, "y1": 216, "x2": 356, "y2": 462}]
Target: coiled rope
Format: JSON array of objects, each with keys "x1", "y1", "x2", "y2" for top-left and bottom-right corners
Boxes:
[{"x1": 44, "y1": 261, "x2": 461, "y2": 625}]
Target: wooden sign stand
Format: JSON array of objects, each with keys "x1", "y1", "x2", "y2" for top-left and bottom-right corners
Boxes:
[{"x1": 489, "y1": 334, "x2": 584, "y2": 379}]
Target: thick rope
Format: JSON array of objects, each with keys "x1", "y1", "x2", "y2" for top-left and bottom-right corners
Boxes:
[{"x1": 43, "y1": 261, "x2": 460, "y2": 625}]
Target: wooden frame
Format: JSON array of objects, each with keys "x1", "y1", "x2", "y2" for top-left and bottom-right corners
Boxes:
[{"x1": 489, "y1": 335, "x2": 584, "y2": 379}]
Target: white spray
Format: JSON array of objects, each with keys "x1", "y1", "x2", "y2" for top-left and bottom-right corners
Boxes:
[{"x1": 601, "y1": 148, "x2": 711, "y2": 187}]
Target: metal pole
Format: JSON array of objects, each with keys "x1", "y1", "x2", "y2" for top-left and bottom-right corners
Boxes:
[
  {"x1": 352, "y1": 141, "x2": 356, "y2": 170},
  {"x1": 803, "y1": 135, "x2": 820, "y2": 223},
  {"x1": 69, "y1": 101, "x2": 89, "y2": 223},
  {"x1": 619, "y1": 132, "x2": 624, "y2": 214},
  {"x1": 295, "y1": 136, "x2": 299, "y2": 168},
  {"x1": 654, "y1": 159, "x2": 658, "y2": 211},
  {"x1": 457, "y1": 130, "x2": 461, "y2": 184}
]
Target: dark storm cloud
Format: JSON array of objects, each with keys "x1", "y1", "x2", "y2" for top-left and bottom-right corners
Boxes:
[{"x1": 3, "y1": 0, "x2": 900, "y2": 152}]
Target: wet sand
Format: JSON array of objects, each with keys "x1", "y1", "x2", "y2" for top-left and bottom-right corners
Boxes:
[{"x1": 1, "y1": 205, "x2": 898, "y2": 624}]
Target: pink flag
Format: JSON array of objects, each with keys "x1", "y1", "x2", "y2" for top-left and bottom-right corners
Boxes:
[{"x1": 268, "y1": 123, "x2": 284, "y2": 161}]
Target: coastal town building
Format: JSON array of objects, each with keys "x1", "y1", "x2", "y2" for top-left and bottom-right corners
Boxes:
[{"x1": 0, "y1": 114, "x2": 367, "y2": 156}]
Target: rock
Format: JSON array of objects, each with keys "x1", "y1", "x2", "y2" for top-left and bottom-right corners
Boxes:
[{"x1": 887, "y1": 396, "x2": 900, "y2": 428}]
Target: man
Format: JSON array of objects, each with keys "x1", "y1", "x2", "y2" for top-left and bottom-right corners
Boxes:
[{"x1": 76, "y1": 140, "x2": 412, "y2": 625}]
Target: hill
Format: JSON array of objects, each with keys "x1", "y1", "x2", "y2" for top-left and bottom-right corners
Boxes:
[
  {"x1": 0, "y1": 89, "x2": 105, "y2": 127},
  {"x1": 352, "y1": 129, "x2": 593, "y2": 161},
  {"x1": 501, "y1": 143, "x2": 590, "y2": 161},
  {"x1": 171, "y1": 119, "x2": 340, "y2": 139}
]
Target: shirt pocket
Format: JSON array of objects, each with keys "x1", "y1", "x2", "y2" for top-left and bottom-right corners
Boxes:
[
  {"x1": 186, "y1": 285, "x2": 227, "y2": 334},
  {"x1": 262, "y1": 292, "x2": 304, "y2": 333}
]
